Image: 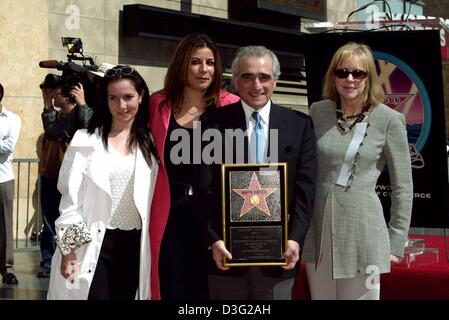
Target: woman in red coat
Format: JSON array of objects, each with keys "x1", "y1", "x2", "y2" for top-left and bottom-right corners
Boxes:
[{"x1": 149, "y1": 33, "x2": 239, "y2": 300}]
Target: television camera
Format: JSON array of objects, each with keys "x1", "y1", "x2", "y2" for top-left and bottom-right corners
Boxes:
[{"x1": 39, "y1": 37, "x2": 100, "y2": 106}]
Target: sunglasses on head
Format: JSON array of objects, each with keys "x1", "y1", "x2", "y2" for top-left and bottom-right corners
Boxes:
[
  {"x1": 105, "y1": 66, "x2": 135, "y2": 78},
  {"x1": 334, "y1": 68, "x2": 368, "y2": 80}
]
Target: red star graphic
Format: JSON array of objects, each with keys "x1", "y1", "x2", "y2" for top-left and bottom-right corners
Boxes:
[{"x1": 233, "y1": 172, "x2": 277, "y2": 219}]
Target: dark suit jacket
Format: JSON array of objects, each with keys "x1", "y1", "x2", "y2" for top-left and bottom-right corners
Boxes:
[{"x1": 199, "y1": 101, "x2": 317, "y2": 278}]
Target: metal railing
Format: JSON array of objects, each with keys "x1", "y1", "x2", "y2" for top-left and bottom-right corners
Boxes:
[{"x1": 12, "y1": 158, "x2": 41, "y2": 252}]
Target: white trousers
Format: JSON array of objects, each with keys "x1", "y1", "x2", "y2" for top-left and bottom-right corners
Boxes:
[{"x1": 306, "y1": 195, "x2": 380, "y2": 300}]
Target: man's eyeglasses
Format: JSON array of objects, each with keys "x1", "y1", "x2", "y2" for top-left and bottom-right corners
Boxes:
[
  {"x1": 334, "y1": 68, "x2": 368, "y2": 80},
  {"x1": 104, "y1": 66, "x2": 135, "y2": 78}
]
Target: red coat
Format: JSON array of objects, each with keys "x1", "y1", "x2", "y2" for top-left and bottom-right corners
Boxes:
[{"x1": 147, "y1": 90, "x2": 240, "y2": 299}]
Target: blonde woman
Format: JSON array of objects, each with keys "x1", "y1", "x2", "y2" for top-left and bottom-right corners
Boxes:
[{"x1": 302, "y1": 42, "x2": 413, "y2": 300}]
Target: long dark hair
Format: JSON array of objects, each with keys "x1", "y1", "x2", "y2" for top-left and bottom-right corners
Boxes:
[
  {"x1": 87, "y1": 65, "x2": 157, "y2": 166},
  {"x1": 163, "y1": 33, "x2": 223, "y2": 113}
]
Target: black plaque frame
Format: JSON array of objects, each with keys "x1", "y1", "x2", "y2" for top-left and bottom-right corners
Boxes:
[{"x1": 222, "y1": 163, "x2": 288, "y2": 267}]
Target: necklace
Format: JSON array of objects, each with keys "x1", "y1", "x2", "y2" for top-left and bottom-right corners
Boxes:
[
  {"x1": 336, "y1": 102, "x2": 370, "y2": 134},
  {"x1": 343, "y1": 111, "x2": 365, "y2": 120}
]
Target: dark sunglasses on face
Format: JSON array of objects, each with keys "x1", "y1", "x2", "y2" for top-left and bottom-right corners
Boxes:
[
  {"x1": 334, "y1": 68, "x2": 368, "y2": 80},
  {"x1": 105, "y1": 66, "x2": 135, "y2": 78}
]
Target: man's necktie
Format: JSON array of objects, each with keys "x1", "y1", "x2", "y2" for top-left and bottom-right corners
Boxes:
[{"x1": 252, "y1": 111, "x2": 265, "y2": 163}]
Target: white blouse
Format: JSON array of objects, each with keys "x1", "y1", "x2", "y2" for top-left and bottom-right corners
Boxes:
[{"x1": 106, "y1": 146, "x2": 142, "y2": 230}]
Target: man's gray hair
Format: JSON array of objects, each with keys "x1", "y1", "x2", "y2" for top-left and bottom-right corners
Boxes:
[{"x1": 231, "y1": 46, "x2": 281, "y2": 80}]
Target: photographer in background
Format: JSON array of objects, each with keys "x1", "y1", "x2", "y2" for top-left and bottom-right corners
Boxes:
[{"x1": 37, "y1": 75, "x2": 93, "y2": 278}]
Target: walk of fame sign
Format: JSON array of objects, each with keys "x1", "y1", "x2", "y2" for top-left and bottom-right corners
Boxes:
[{"x1": 221, "y1": 163, "x2": 288, "y2": 267}]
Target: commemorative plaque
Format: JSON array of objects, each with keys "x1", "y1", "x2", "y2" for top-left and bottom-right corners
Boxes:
[{"x1": 221, "y1": 163, "x2": 288, "y2": 267}]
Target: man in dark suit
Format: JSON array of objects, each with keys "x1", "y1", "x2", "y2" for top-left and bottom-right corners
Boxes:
[{"x1": 201, "y1": 46, "x2": 316, "y2": 300}]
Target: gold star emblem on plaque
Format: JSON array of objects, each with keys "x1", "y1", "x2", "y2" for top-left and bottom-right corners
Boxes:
[{"x1": 233, "y1": 172, "x2": 277, "y2": 218}]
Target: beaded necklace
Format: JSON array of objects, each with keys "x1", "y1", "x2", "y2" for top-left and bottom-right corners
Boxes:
[{"x1": 336, "y1": 101, "x2": 370, "y2": 134}]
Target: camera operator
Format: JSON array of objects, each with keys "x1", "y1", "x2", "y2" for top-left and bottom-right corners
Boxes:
[{"x1": 37, "y1": 76, "x2": 93, "y2": 278}]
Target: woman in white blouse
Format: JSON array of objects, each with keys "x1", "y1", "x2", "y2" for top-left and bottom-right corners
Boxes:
[{"x1": 47, "y1": 65, "x2": 159, "y2": 300}]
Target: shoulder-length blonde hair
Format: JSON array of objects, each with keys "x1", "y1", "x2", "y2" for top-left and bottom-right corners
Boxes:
[
  {"x1": 322, "y1": 42, "x2": 384, "y2": 107},
  {"x1": 163, "y1": 33, "x2": 223, "y2": 113}
]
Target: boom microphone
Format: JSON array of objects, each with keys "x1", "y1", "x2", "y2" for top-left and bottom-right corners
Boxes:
[{"x1": 39, "y1": 60, "x2": 63, "y2": 69}]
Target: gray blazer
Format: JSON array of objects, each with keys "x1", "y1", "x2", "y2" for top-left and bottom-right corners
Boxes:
[{"x1": 302, "y1": 99, "x2": 413, "y2": 279}]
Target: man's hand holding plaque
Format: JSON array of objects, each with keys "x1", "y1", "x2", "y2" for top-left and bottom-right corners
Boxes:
[
  {"x1": 211, "y1": 240, "x2": 232, "y2": 271},
  {"x1": 212, "y1": 238, "x2": 300, "y2": 270}
]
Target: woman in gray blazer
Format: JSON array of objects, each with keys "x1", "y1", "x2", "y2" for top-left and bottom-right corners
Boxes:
[{"x1": 302, "y1": 42, "x2": 413, "y2": 300}]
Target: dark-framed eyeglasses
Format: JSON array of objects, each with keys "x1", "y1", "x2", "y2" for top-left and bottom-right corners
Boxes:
[
  {"x1": 105, "y1": 66, "x2": 135, "y2": 78},
  {"x1": 334, "y1": 68, "x2": 368, "y2": 80}
]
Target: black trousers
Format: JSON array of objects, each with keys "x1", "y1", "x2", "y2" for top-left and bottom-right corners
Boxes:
[
  {"x1": 159, "y1": 197, "x2": 209, "y2": 300},
  {"x1": 39, "y1": 176, "x2": 60, "y2": 269},
  {"x1": 88, "y1": 228, "x2": 141, "y2": 300}
]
